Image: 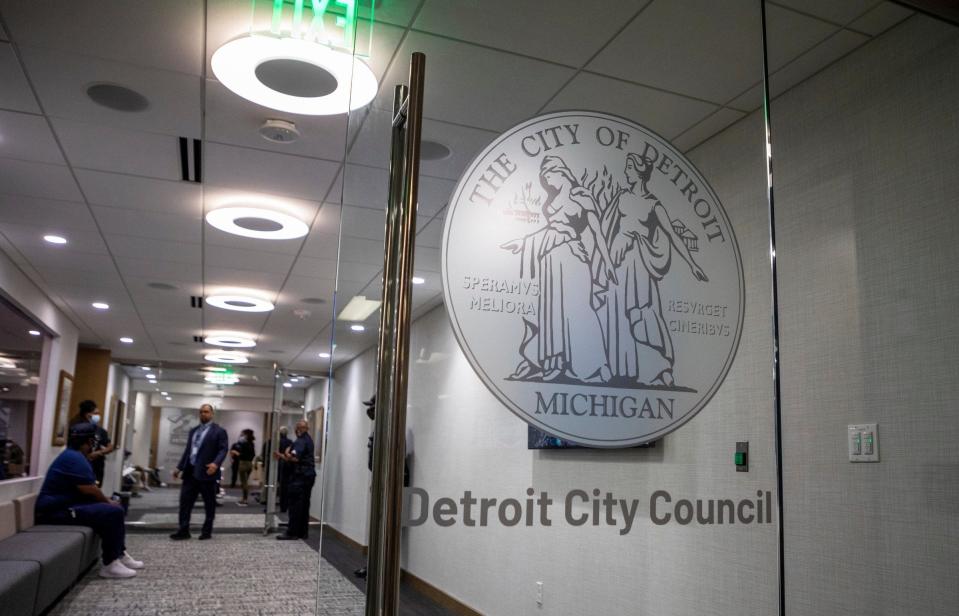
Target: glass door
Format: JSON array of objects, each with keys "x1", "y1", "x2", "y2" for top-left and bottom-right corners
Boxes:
[{"x1": 318, "y1": 1, "x2": 779, "y2": 613}]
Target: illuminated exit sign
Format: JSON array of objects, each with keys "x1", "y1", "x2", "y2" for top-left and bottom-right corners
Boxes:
[{"x1": 253, "y1": 0, "x2": 373, "y2": 56}]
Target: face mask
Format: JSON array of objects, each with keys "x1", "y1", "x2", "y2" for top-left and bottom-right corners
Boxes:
[{"x1": 91, "y1": 414, "x2": 101, "y2": 425}]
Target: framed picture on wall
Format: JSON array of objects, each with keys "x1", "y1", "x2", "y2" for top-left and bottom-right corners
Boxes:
[
  {"x1": 51, "y1": 370, "x2": 74, "y2": 446},
  {"x1": 110, "y1": 397, "x2": 126, "y2": 446}
]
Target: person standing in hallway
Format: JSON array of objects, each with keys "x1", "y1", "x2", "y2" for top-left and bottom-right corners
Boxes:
[
  {"x1": 169, "y1": 403, "x2": 228, "y2": 540},
  {"x1": 275, "y1": 419, "x2": 315, "y2": 540},
  {"x1": 70, "y1": 399, "x2": 114, "y2": 486},
  {"x1": 229, "y1": 428, "x2": 256, "y2": 506},
  {"x1": 35, "y1": 423, "x2": 144, "y2": 579}
]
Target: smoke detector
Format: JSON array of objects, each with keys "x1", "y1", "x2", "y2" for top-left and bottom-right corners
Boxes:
[{"x1": 259, "y1": 119, "x2": 300, "y2": 144}]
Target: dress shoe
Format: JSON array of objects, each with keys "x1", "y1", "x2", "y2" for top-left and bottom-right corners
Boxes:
[
  {"x1": 276, "y1": 534, "x2": 298, "y2": 540},
  {"x1": 169, "y1": 531, "x2": 191, "y2": 540},
  {"x1": 198, "y1": 533, "x2": 212, "y2": 540}
]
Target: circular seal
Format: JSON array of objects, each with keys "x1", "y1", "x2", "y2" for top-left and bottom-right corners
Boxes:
[{"x1": 442, "y1": 111, "x2": 744, "y2": 447}]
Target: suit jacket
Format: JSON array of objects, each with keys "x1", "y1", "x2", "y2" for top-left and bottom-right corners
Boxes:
[{"x1": 177, "y1": 422, "x2": 229, "y2": 481}]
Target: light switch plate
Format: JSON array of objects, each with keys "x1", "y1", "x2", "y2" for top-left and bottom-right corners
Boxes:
[{"x1": 848, "y1": 423, "x2": 879, "y2": 462}]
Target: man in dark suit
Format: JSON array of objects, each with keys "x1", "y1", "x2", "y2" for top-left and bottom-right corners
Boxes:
[{"x1": 169, "y1": 403, "x2": 228, "y2": 540}]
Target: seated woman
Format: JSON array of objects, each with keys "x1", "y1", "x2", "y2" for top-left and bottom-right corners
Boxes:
[{"x1": 34, "y1": 422, "x2": 145, "y2": 579}]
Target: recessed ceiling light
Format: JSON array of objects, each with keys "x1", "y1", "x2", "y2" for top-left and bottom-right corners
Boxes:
[
  {"x1": 411, "y1": 276, "x2": 425, "y2": 285},
  {"x1": 205, "y1": 351, "x2": 249, "y2": 364},
  {"x1": 206, "y1": 295, "x2": 274, "y2": 313},
  {"x1": 350, "y1": 324, "x2": 365, "y2": 332},
  {"x1": 145, "y1": 373, "x2": 156, "y2": 379},
  {"x1": 318, "y1": 352, "x2": 331, "y2": 358},
  {"x1": 28, "y1": 330, "x2": 41, "y2": 336},
  {"x1": 204, "y1": 332, "x2": 257, "y2": 348},
  {"x1": 282, "y1": 382, "x2": 292, "y2": 388},
  {"x1": 211, "y1": 36, "x2": 377, "y2": 116},
  {"x1": 119, "y1": 337, "x2": 134, "y2": 344},
  {"x1": 161, "y1": 391, "x2": 168, "y2": 395},
  {"x1": 140, "y1": 366, "x2": 151, "y2": 371},
  {"x1": 43, "y1": 235, "x2": 67, "y2": 245},
  {"x1": 92, "y1": 302, "x2": 110, "y2": 310},
  {"x1": 338, "y1": 296, "x2": 381, "y2": 321},
  {"x1": 86, "y1": 83, "x2": 149, "y2": 112},
  {"x1": 206, "y1": 207, "x2": 308, "y2": 240}
]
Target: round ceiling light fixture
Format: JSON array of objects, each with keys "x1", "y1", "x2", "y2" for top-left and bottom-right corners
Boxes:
[
  {"x1": 259, "y1": 118, "x2": 300, "y2": 144},
  {"x1": 350, "y1": 324, "x2": 365, "y2": 332},
  {"x1": 318, "y1": 352, "x2": 331, "y2": 358},
  {"x1": 204, "y1": 332, "x2": 257, "y2": 348},
  {"x1": 211, "y1": 35, "x2": 377, "y2": 116},
  {"x1": 206, "y1": 207, "x2": 308, "y2": 240},
  {"x1": 91, "y1": 302, "x2": 110, "y2": 310},
  {"x1": 119, "y1": 337, "x2": 134, "y2": 344},
  {"x1": 204, "y1": 351, "x2": 249, "y2": 364},
  {"x1": 43, "y1": 235, "x2": 67, "y2": 245},
  {"x1": 206, "y1": 294, "x2": 275, "y2": 313}
]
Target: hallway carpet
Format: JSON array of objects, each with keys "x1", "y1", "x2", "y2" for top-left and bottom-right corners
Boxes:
[{"x1": 48, "y1": 533, "x2": 364, "y2": 616}]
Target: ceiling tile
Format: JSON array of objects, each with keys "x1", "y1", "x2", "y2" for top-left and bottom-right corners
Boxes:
[
  {"x1": 339, "y1": 237, "x2": 387, "y2": 265},
  {"x1": 114, "y1": 256, "x2": 201, "y2": 286},
  {"x1": 341, "y1": 205, "x2": 385, "y2": 241},
  {"x1": 587, "y1": 0, "x2": 835, "y2": 106},
  {"x1": 0, "y1": 0, "x2": 204, "y2": 75},
  {"x1": 0, "y1": 194, "x2": 95, "y2": 230},
  {"x1": 847, "y1": 2, "x2": 913, "y2": 36},
  {"x1": 768, "y1": 30, "x2": 870, "y2": 98},
  {"x1": 299, "y1": 230, "x2": 341, "y2": 260},
  {"x1": 204, "y1": 225, "x2": 304, "y2": 255},
  {"x1": 0, "y1": 44, "x2": 39, "y2": 113},
  {"x1": 413, "y1": 0, "x2": 648, "y2": 67},
  {"x1": 771, "y1": 0, "x2": 879, "y2": 26},
  {"x1": 280, "y1": 275, "x2": 338, "y2": 304},
  {"x1": 52, "y1": 118, "x2": 182, "y2": 180},
  {"x1": 76, "y1": 170, "x2": 202, "y2": 216},
  {"x1": 0, "y1": 222, "x2": 109, "y2": 255},
  {"x1": 0, "y1": 109, "x2": 63, "y2": 164},
  {"x1": 204, "y1": 79, "x2": 350, "y2": 161},
  {"x1": 105, "y1": 235, "x2": 200, "y2": 265},
  {"x1": 348, "y1": 107, "x2": 498, "y2": 180},
  {"x1": 20, "y1": 46, "x2": 201, "y2": 137},
  {"x1": 205, "y1": 142, "x2": 340, "y2": 202},
  {"x1": 359, "y1": 0, "x2": 421, "y2": 28},
  {"x1": 375, "y1": 31, "x2": 575, "y2": 131},
  {"x1": 544, "y1": 72, "x2": 718, "y2": 139},
  {"x1": 415, "y1": 217, "x2": 443, "y2": 248},
  {"x1": 203, "y1": 265, "x2": 285, "y2": 295},
  {"x1": 91, "y1": 205, "x2": 201, "y2": 243},
  {"x1": 587, "y1": 0, "x2": 763, "y2": 104},
  {"x1": 671, "y1": 107, "x2": 747, "y2": 153},
  {"x1": 0, "y1": 158, "x2": 81, "y2": 201},
  {"x1": 290, "y1": 256, "x2": 340, "y2": 280},
  {"x1": 205, "y1": 244, "x2": 296, "y2": 274}
]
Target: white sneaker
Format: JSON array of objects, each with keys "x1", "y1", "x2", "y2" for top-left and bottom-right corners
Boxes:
[
  {"x1": 120, "y1": 551, "x2": 144, "y2": 570},
  {"x1": 99, "y1": 559, "x2": 137, "y2": 579}
]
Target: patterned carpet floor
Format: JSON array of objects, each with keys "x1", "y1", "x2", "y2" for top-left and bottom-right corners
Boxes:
[{"x1": 49, "y1": 533, "x2": 365, "y2": 616}]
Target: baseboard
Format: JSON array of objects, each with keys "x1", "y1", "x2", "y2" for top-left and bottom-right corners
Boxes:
[
  {"x1": 321, "y1": 523, "x2": 481, "y2": 615},
  {"x1": 322, "y1": 523, "x2": 368, "y2": 555},
  {"x1": 400, "y1": 569, "x2": 483, "y2": 616}
]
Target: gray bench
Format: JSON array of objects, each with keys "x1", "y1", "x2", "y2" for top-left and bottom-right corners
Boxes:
[
  {"x1": 15, "y1": 493, "x2": 100, "y2": 569},
  {"x1": 0, "y1": 497, "x2": 90, "y2": 616}
]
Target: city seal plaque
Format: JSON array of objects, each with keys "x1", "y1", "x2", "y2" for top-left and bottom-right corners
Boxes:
[{"x1": 442, "y1": 111, "x2": 744, "y2": 447}]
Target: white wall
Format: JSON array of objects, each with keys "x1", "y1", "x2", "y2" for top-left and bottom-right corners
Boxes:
[
  {"x1": 0, "y1": 248, "x2": 78, "y2": 502},
  {"x1": 101, "y1": 362, "x2": 130, "y2": 493},
  {"x1": 128, "y1": 391, "x2": 152, "y2": 468}
]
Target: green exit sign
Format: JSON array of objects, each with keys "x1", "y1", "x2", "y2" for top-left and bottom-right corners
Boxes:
[{"x1": 253, "y1": 0, "x2": 373, "y2": 55}]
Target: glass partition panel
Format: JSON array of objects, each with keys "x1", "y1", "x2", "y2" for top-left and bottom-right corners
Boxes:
[
  {"x1": 764, "y1": 3, "x2": 959, "y2": 614},
  {"x1": 0, "y1": 296, "x2": 45, "y2": 481},
  {"x1": 322, "y1": 1, "x2": 779, "y2": 613}
]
